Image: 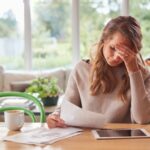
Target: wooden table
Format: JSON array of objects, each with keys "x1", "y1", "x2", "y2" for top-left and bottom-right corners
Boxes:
[{"x1": 1, "y1": 123, "x2": 150, "y2": 150}]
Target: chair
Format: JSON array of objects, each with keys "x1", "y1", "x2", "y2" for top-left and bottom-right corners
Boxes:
[{"x1": 0, "y1": 92, "x2": 46, "y2": 123}]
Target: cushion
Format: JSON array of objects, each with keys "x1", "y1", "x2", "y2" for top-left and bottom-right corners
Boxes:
[
  {"x1": 10, "y1": 80, "x2": 32, "y2": 92},
  {"x1": 3, "y1": 71, "x2": 37, "y2": 91},
  {"x1": 3, "y1": 68, "x2": 69, "y2": 92}
]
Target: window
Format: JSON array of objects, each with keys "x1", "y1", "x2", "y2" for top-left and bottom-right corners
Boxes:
[
  {"x1": 130, "y1": 0, "x2": 150, "y2": 58},
  {"x1": 1, "y1": 0, "x2": 149, "y2": 70},
  {"x1": 31, "y1": 0, "x2": 72, "y2": 69},
  {"x1": 80, "y1": 0, "x2": 120, "y2": 58},
  {"x1": 0, "y1": 0, "x2": 24, "y2": 69}
]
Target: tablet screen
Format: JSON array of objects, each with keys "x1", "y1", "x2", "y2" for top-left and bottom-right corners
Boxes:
[{"x1": 92, "y1": 129, "x2": 150, "y2": 139}]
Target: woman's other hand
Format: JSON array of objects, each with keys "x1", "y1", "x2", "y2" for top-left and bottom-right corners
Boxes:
[{"x1": 46, "y1": 114, "x2": 66, "y2": 128}]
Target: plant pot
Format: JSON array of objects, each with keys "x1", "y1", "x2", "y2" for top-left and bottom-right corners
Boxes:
[{"x1": 42, "y1": 96, "x2": 58, "y2": 106}]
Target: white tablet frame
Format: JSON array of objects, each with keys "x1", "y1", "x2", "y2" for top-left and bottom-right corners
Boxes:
[{"x1": 92, "y1": 128, "x2": 150, "y2": 139}]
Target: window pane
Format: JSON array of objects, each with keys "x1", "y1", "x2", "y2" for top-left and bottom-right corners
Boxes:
[
  {"x1": 80, "y1": 0, "x2": 120, "y2": 58},
  {"x1": 130, "y1": 0, "x2": 150, "y2": 58},
  {"x1": 0, "y1": 0, "x2": 24, "y2": 69},
  {"x1": 31, "y1": 0, "x2": 72, "y2": 70}
]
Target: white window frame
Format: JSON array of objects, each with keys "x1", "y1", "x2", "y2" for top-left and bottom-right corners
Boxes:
[
  {"x1": 23, "y1": 0, "x2": 32, "y2": 70},
  {"x1": 72, "y1": 0, "x2": 80, "y2": 65},
  {"x1": 120, "y1": 0, "x2": 129, "y2": 16},
  {"x1": 23, "y1": 0, "x2": 129, "y2": 70}
]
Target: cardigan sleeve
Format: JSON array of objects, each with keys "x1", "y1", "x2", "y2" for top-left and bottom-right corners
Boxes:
[{"x1": 129, "y1": 69, "x2": 150, "y2": 124}]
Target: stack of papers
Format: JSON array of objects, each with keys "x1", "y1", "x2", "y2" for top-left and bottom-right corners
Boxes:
[
  {"x1": 0, "y1": 98, "x2": 35, "y2": 110},
  {"x1": 3, "y1": 127, "x2": 83, "y2": 145}
]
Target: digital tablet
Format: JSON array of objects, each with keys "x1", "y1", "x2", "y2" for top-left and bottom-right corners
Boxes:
[{"x1": 92, "y1": 128, "x2": 150, "y2": 139}]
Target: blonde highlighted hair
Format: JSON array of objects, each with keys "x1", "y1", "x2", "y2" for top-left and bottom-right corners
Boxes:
[{"x1": 90, "y1": 16, "x2": 145, "y2": 102}]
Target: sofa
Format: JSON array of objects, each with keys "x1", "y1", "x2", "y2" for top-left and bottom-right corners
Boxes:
[
  {"x1": 0, "y1": 65, "x2": 71, "y2": 93},
  {"x1": 0, "y1": 65, "x2": 72, "y2": 122}
]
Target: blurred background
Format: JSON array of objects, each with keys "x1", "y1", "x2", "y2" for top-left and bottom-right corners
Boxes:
[{"x1": 0, "y1": 0, "x2": 149, "y2": 70}]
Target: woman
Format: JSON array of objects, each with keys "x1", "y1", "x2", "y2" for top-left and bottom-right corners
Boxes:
[{"x1": 47, "y1": 16, "x2": 150, "y2": 128}]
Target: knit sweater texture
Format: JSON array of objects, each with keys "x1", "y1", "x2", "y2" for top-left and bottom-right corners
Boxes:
[{"x1": 57, "y1": 60, "x2": 150, "y2": 124}]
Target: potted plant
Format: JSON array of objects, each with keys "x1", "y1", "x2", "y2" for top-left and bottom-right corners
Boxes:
[{"x1": 25, "y1": 77, "x2": 63, "y2": 106}]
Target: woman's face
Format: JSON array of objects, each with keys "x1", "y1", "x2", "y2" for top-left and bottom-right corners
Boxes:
[{"x1": 103, "y1": 32, "x2": 130, "y2": 67}]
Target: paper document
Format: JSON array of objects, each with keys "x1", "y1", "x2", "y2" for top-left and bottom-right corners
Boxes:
[
  {"x1": 0, "y1": 98, "x2": 35, "y2": 110},
  {"x1": 3, "y1": 126, "x2": 83, "y2": 145},
  {"x1": 60, "y1": 100, "x2": 106, "y2": 129}
]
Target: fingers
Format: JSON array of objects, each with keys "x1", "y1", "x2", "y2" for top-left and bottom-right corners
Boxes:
[
  {"x1": 115, "y1": 44, "x2": 136, "y2": 56},
  {"x1": 50, "y1": 115, "x2": 66, "y2": 127},
  {"x1": 46, "y1": 114, "x2": 66, "y2": 128},
  {"x1": 47, "y1": 114, "x2": 63, "y2": 128},
  {"x1": 115, "y1": 44, "x2": 136, "y2": 61},
  {"x1": 115, "y1": 44, "x2": 139, "y2": 72}
]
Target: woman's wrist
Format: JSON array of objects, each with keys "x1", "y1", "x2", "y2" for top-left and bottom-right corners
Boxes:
[
  {"x1": 126, "y1": 61, "x2": 139, "y2": 73},
  {"x1": 127, "y1": 66, "x2": 139, "y2": 73}
]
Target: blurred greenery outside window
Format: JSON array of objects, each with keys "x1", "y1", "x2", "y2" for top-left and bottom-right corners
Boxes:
[
  {"x1": 31, "y1": 0, "x2": 72, "y2": 69},
  {"x1": 0, "y1": 0, "x2": 150, "y2": 70},
  {"x1": 130, "y1": 0, "x2": 150, "y2": 57},
  {"x1": 80, "y1": 0, "x2": 119, "y2": 59},
  {"x1": 0, "y1": 0, "x2": 24, "y2": 69}
]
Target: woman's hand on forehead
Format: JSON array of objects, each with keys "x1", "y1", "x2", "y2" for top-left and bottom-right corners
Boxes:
[
  {"x1": 115, "y1": 43, "x2": 139, "y2": 73},
  {"x1": 115, "y1": 43, "x2": 136, "y2": 57}
]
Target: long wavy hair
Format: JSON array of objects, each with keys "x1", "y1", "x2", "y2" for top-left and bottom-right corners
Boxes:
[{"x1": 90, "y1": 16, "x2": 144, "y2": 102}]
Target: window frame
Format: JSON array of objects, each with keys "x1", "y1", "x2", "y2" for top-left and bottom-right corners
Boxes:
[{"x1": 24, "y1": 0, "x2": 129, "y2": 70}]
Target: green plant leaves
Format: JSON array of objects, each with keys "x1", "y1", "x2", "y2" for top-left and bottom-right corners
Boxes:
[{"x1": 25, "y1": 77, "x2": 63, "y2": 99}]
